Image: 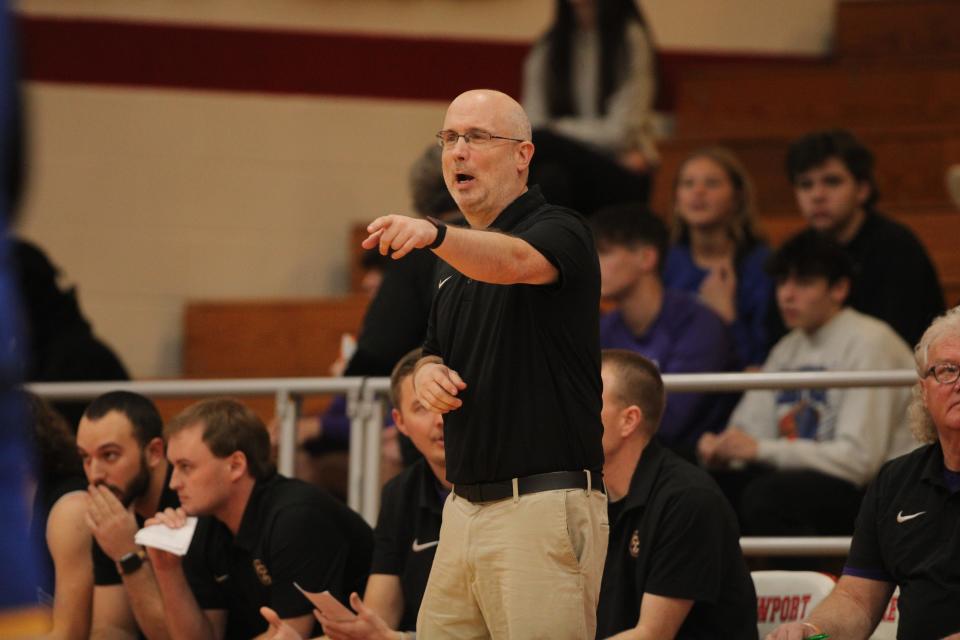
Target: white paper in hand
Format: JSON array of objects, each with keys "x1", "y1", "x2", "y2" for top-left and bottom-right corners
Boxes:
[
  {"x1": 134, "y1": 517, "x2": 198, "y2": 556},
  {"x1": 293, "y1": 583, "x2": 356, "y2": 622}
]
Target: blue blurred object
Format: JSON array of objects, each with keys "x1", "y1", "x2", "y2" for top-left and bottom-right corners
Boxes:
[{"x1": 0, "y1": 0, "x2": 45, "y2": 616}]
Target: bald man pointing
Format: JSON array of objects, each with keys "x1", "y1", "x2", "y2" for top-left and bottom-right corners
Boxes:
[{"x1": 363, "y1": 89, "x2": 607, "y2": 638}]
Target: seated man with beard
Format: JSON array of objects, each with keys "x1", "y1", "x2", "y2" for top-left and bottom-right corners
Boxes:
[{"x1": 77, "y1": 391, "x2": 183, "y2": 638}]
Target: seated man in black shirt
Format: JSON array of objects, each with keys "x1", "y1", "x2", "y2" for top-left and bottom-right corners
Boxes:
[
  {"x1": 267, "y1": 348, "x2": 450, "y2": 639},
  {"x1": 768, "y1": 306, "x2": 960, "y2": 640},
  {"x1": 596, "y1": 349, "x2": 757, "y2": 639},
  {"x1": 77, "y1": 391, "x2": 182, "y2": 639},
  {"x1": 147, "y1": 398, "x2": 373, "y2": 639}
]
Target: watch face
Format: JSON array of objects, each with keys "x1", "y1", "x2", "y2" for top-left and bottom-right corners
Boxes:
[{"x1": 119, "y1": 550, "x2": 145, "y2": 575}]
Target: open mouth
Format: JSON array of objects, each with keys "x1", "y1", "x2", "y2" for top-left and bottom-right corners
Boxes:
[{"x1": 455, "y1": 173, "x2": 475, "y2": 185}]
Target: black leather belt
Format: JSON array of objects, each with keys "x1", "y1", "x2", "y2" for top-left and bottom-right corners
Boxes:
[{"x1": 454, "y1": 470, "x2": 604, "y2": 503}]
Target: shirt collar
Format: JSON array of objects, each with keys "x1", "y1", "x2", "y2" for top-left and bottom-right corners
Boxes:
[
  {"x1": 488, "y1": 185, "x2": 545, "y2": 233},
  {"x1": 619, "y1": 438, "x2": 668, "y2": 517},
  {"x1": 235, "y1": 474, "x2": 280, "y2": 550}
]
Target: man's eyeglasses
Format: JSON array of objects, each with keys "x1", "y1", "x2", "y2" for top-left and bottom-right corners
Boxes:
[
  {"x1": 925, "y1": 362, "x2": 960, "y2": 385},
  {"x1": 436, "y1": 129, "x2": 525, "y2": 149}
]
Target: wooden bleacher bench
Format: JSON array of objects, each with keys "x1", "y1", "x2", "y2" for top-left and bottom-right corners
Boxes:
[{"x1": 156, "y1": 294, "x2": 370, "y2": 422}]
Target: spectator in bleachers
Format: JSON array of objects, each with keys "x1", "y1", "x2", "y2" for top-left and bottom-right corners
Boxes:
[
  {"x1": 767, "y1": 305, "x2": 960, "y2": 640},
  {"x1": 12, "y1": 237, "x2": 130, "y2": 430},
  {"x1": 596, "y1": 349, "x2": 757, "y2": 639},
  {"x1": 787, "y1": 128, "x2": 945, "y2": 347},
  {"x1": 26, "y1": 393, "x2": 91, "y2": 639},
  {"x1": 521, "y1": 0, "x2": 654, "y2": 214},
  {"x1": 698, "y1": 230, "x2": 916, "y2": 536},
  {"x1": 592, "y1": 203, "x2": 738, "y2": 456},
  {"x1": 523, "y1": 0, "x2": 657, "y2": 169},
  {"x1": 264, "y1": 348, "x2": 449, "y2": 639},
  {"x1": 665, "y1": 147, "x2": 774, "y2": 369},
  {"x1": 148, "y1": 398, "x2": 373, "y2": 639}
]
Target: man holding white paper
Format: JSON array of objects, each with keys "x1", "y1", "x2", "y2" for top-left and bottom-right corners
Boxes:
[{"x1": 148, "y1": 398, "x2": 373, "y2": 639}]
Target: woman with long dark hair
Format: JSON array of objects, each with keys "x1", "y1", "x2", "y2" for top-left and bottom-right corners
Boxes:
[{"x1": 523, "y1": 0, "x2": 658, "y2": 171}]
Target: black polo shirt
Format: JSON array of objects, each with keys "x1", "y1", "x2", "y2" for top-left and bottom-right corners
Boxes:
[
  {"x1": 844, "y1": 442, "x2": 960, "y2": 640},
  {"x1": 370, "y1": 458, "x2": 445, "y2": 631},
  {"x1": 186, "y1": 474, "x2": 373, "y2": 638},
  {"x1": 92, "y1": 468, "x2": 181, "y2": 586},
  {"x1": 596, "y1": 439, "x2": 757, "y2": 639},
  {"x1": 423, "y1": 185, "x2": 603, "y2": 484}
]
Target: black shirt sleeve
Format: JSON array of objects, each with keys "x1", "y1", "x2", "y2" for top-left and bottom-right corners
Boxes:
[
  {"x1": 515, "y1": 208, "x2": 596, "y2": 292},
  {"x1": 843, "y1": 473, "x2": 893, "y2": 582},
  {"x1": 643, "y1": 487, "x2": 731, "y2": 603}
]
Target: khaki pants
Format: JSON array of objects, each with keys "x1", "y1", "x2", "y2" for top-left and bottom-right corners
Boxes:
[{"x1": 416, "y1": 486, "x2": 609, "y2": 639}]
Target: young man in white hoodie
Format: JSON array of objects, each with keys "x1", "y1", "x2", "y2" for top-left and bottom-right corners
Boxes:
[{"x1": 698, "y1": 229, "x2": 916, "y2": 535}]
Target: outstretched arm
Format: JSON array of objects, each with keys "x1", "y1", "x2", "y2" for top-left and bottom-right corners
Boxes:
[{"x1": 363, "y1": 215, "x2": 557, "y2": 285}]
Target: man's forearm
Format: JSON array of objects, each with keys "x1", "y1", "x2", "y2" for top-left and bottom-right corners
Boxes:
[
  {"x1": 433, "y1": 226, "x2": 556, "y2": 285},
  {"x1": 805, "y1": 580, "x2": 889, "y2": 639},
  {"x1": 152, "y1": 567, "x2": 214, "y2": 640},
  {"x1": 122, "y1": 565, "x2": 172, "y2": 640},
  {"x1": 90, "y1": 626, "x2": 138, "y2": 640}
]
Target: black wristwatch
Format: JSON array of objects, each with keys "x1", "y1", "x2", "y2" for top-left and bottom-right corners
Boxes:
[
  {"x1": 117, "y1": 548, "x2": 148, "y2": 576},
  {"x1": 427, "y1": 216, "x2": 447, "y2": 249}
]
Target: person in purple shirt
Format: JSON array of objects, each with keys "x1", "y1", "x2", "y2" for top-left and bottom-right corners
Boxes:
[
  {"x1": 664, "y1": 147, "x2": 773, "y2": 369},
  {"x1": 591, "y1": 204, "x2": 738, "y2": 456}
]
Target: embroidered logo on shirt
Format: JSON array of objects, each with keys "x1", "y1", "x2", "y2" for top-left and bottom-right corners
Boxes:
[
  {"x1": 411, "y1": 539, "x2": 439, "y2": 553},
  {"x1": 253, "y1": 559, "x2": 273, "y2": 586},
  {"x1": 438, "y1": 275, "x2": 453, "y2": 289},
  {"x1": 628, "y1": 530, "x2": 640, "y2": 558},
  {"x1": 214, "y1": 574, "x2": 229, "y2": 584},
  {"x1": 896, "y1": 510, "x2": 926, "y2": 523}
]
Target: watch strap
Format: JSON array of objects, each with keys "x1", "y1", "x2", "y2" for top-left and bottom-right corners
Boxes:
[{"x1": 426, "y1": 216, "x2": 447, "y2": 249}]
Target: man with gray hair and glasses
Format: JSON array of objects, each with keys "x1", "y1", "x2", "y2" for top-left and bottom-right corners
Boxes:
[
  {"x1": 362, "y1": 89, "x2": 607, "y2": 638},
  {"x1": 768, "y1": 305, "x2": 960, "y2": 640}
]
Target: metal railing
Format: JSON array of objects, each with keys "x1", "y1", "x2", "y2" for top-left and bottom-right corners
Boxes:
[{"x1": 30, "y1": 368, "x2": 917, "y2": 553}]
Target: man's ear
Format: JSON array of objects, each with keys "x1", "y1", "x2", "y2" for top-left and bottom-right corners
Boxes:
[
  {"x1": 829, "y1": 277, "x2": 851, "y2": 305},
  {"x1": 516, "y1": 140, "x2": 535, "y2": 173},
  {"x1": 637, "y1": 245, "x2": 659, "y2": 273},
  {"x1": 855, "y1": 180, "x2": 871, "y2": 207},
  {"x1": 620, "y1": 405, "x2": 645, "y2": 439},
  {"x1": 392, "y1": 408, "x2": 409, "y2": 438},
  {"x1": 145, "y1": 437, "x2": 166, "y2": 467},
  {"x1": 227, "y1": 451, "x2": 248, "y2": 481}
]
